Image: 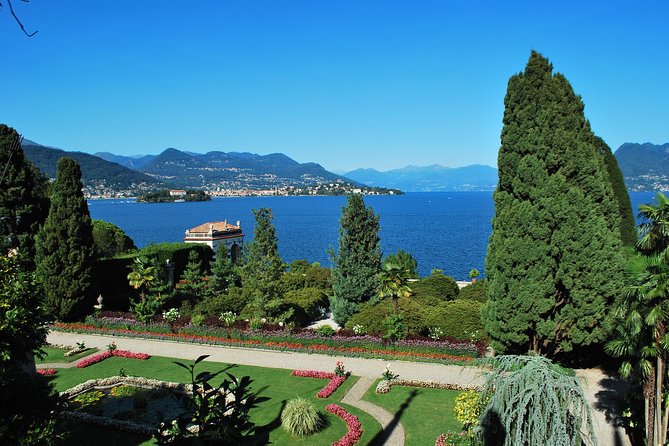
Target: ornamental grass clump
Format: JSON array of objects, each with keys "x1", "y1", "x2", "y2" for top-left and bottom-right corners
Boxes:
[{"x1": 281, "y1": 396, "x2": 323, "y2": 436}]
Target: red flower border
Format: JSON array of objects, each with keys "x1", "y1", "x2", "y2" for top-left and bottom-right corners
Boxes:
[
  {"x1": 327, "y1": 404, "x2": 363, "y2": 446},
  {"x1": 75, "y1": 350, "x2": 150, "y2": 368},
  {"x1": 37, "y1": 368, "x2": 57, "y2": 376},
  {"x1": 291, "y1": 369, "x2": 347, "y2": 398}
]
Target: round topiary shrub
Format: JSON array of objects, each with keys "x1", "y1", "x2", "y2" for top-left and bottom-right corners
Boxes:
[{"x1": 281, "y1": 396, "x2": 323, "y2": 436}]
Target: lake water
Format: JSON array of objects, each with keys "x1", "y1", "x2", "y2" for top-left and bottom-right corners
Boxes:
[{"x1": 88, "y1": 191, "x2": 659, "y2": 280}]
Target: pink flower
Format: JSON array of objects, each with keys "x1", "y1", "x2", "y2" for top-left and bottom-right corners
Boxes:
[
  {"x1": 75, "y1": 349, "x2": 150, "y2": 368},
  {"x1": 327, "y1": 404, "x2": 363, "y2": 446},
  {"x1": 37, "y1": 368, "x2": 57, "y2": 376},
  {"x1": 291, "y1": 370, "x2": 347, "y2": 398}
]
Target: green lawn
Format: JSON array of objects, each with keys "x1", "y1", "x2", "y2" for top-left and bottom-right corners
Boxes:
[
  {"x1": 53, "y1": 355, "x2": 382, "y2": 445},
  {"x1": 363, "y1": 379, "x2": 463, "y2": 446},
  {"x1": 36, "y1": 345, "x2": 98, "y2": 364}
]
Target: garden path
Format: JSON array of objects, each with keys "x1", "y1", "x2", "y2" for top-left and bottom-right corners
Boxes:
[{"x1": 46, "y1": 331, "x2": 630, "y2": 445}]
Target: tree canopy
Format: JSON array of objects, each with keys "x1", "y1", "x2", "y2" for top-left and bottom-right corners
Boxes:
[
  {"x1": 484, "y1": 51, "x2": 626, "y2": 358},
  {"x1": 330, "y1": 194, "x2": 382, "y2": 325},
  {"x1": 35, "y1": 157, "x2": 95, "y2": 321},
  {"x1": 91, "y1": 219, "x2": 136, "y2": 259}
]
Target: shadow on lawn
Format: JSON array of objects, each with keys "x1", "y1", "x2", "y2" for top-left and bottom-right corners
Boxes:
[
  {"x1": 249, "y1": 398, "x2": 285, "y2": 445},
  {"x1": 368, "y1": 388, "x2": 418, "y2": 446}
]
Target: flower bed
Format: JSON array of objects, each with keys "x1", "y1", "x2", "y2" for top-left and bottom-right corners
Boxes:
[
  {"x1": 327, "y1": 404, "x2": 363, "y2": 446},
  {"x1": 76, "y1": 349, "x2": 150, "y2": 368},
  {"x1": 37, "y1": 368, "x2": 57, "y2": 376},
  {"x1": 376, "y1": 378, "x2": 479, "y2": 394},
  {"x1": 291, "y1": 370, "x2": 348, "y2": 398},
  {"x1": 55, "y1": 318, "x2": 479, "y2": 365}
]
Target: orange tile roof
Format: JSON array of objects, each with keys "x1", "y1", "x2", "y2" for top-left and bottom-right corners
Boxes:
[{"x1": 187, "y1": 221, "x2": 240, "y2": 233}]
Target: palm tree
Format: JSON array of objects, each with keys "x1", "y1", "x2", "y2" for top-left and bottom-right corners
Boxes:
[
  {"x1": 377, "y1": 261, "x2": 412, "y2": 313},
  {"x1": 607, "y1": 192, "x2": 669, "y2": 445},
  {"x1": 127, "y1": 256, "x2": 156, "y2": 300}
]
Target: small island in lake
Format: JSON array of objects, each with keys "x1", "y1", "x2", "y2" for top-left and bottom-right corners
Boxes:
[{"x1": 136, "y1": 189, "x2": 211, "y2": 203}]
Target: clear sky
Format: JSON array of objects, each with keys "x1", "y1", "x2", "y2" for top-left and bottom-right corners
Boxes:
[{"x1": 1, "y1": 1, "x2": 667, "y2": 172}]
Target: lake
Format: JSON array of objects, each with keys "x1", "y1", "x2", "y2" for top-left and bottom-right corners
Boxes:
[{"x1": 88, "y1": 191, "x2": 659, "y2": 280}]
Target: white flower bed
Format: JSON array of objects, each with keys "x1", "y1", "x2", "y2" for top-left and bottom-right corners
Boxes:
[{"x1": 375, "y1": 378, "x2": 479, "y2": 394}]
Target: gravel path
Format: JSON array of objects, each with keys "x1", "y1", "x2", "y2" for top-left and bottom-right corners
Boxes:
[{"x1": 46, "y1": 331, "x2": 629, "y2": 445}]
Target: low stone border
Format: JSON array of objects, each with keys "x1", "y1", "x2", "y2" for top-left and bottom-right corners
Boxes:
[{"x1": 376, "y1": 378, "x2": 479, "y2": 394}]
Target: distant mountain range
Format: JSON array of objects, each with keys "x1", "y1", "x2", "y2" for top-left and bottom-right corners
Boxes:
[
  {"x1": 22, "y1": 142, "x2": 163, "y2": 194},
  {"x1": 614, "y1": 142, "x2": 669, "y2": 191},
  {"x1": 344, "y1": 164, "x2": 498, "y2": 192}
]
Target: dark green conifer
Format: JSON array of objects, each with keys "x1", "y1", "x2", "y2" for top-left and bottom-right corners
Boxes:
[
  {"x1": 330, "y1": 194, "x2": 382, "y2": 325},
  {"x1": 0, "y1": 124, "x2": 49, "y2": 264},
  {"x1": 484, "y1": 51, "x2": 626, "y2": 357},
  {"x1": 35, "y1": 157, "x2": 95, "y2": 321},
  {"x1": 242, "y1": 208, "x2": 284, "y2": 316},
  {"x1": 593, "y1": 136, "x2": 637, "y2": 247}
]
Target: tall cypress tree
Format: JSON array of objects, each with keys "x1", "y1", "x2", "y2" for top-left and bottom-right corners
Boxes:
[
  {"x1": 593, "y1": 135, "x2": 637, "y2": 247},
  {"x1": 242, "y1": 208, "x2": 284, "y2": 316},
  {"x1": 35, "y1": 157, "x2": 95, "y2": 321},
  {"x1": 0, "y1": 124, "x2": 49, "y2": 264},
  {"x1": 330, "y1": 194, "x2": 382, "y2": 325},
  {"x1": 484, "y1": 51, "x2": 626, "y2": 358}
]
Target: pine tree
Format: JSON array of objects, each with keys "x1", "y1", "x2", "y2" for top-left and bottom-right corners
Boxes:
[
  {"x1": 484, "y1": 51, "x2": 626, "y2": 358},
  {"x1": 330, "y1": 194, "x2": 382, "y2": 325},
  {"x1": 242, "y1": 208, "x2": 284, "y2": 316},
  {"x1": 177, "y1": 250, "x2": 207, "y2": 303},
  {"x1": 0, "y1": 124, "x2": 49, "y2": 264},
  {"x1": 207, "y1": 243, "x2": 238, "y2": 297},
  {"x1": 35, "y1": 157, "x2": 95, "y2": 321}
]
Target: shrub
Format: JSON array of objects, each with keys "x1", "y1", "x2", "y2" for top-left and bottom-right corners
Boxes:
[
  {"x1": 423, "y1": 299, "x2": 485, "y2": 340},
  {"x1": 346, "y1": 297, "x2": 428, "y2": 335},
  {"x1": 281, "y1": 397, "x2": 323, "y2": 436},
  {"x1": 315, "y1": 325, "x2": 336, "y2": 337},
  {"x1": 457, "y1": 280, "x2": 487, "y2": 303},
  {"x1": 283, "y1": 287, "x2": 329, "y2": 326},
  {"x1": 384, "y1": 313, "x2": 408, "y2": 341},
  {"x1": 190, "y1": 314, "x2": 205, "y2": 327},
  {"x1": 454, "y1": 390, "x2": 484, "y2": 430},
  {"x1": 193, "y1": 287, "x2": 249, "y2": 318},
  {"x1": 412, "y1": 272, "x2": 460, "y2": 304}
]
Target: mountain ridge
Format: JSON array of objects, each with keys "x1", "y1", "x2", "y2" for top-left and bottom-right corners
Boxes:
[{"x1": 614, "y1": 142, "x2": 669, "y2": 191}]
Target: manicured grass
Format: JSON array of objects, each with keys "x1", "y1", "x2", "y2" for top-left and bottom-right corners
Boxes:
[
  {"x1": 363, "y1": 379, "x2": 463, "y2": 446},
  {"x1": 36, "y1": 345, "x2": 98, "y2": 364},
  {"x1": 54, "y1": 355, "x2": 381, "y2": 445}
]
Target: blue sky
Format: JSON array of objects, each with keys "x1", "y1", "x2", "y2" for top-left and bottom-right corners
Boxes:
[{"x1": 1, "y1": 1, "x2": 667, "y2": 172}]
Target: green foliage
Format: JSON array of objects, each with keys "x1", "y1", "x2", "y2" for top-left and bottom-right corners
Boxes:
[
  {"x1": 127, "y1": 256, "x2": 165, "y2": 323},
  {"x1": 377, "y1": 260, "x2": 412, "y2": 313},
  {"x1": 0, "y1": 124, "x2": 49, "y2": 267},
  {"x1": 454, "y1": 390, "x2": 484, "y2": 431},
  {"x1": 0, "y1": 255, "x2": 62, "y2": 445},
  {"x1": 175, "y1": 250, "x2": 208, "y2": 304},
  {"x1": 383, "y1": 249, "x2": 419, "y2": 278},
  {"x1": 283, "y1": 287, "x2": 329, "y2": 326},
  {"x1": 479, "y1": 355, "x2": 596, "y2": 446},
  {"x1": 0, "y1": 255, "x2": 48, "y2": 363},
  {"x1": 242, "y1": 208, "x2": 285, "y2": 317},
  {"x1": 35, "y1": 157, "x2": 95, "y2": 322},
  {"x1": 315, "y1": 325, "x2": 336, "y2": 337},
  {"x1": 91, "y1": 219, "x2": 136, "y2": 259},
  {"x1": 424, "y1": 300, "x2": 485, "y2": 341},
  {"x1": 137, "y1": 189, "x2": 210, "y2": 203},
  {"x1": 193, "y1": 287, "x2": 250, "y2": 319},
  {"x1": 281, "y1": 397, "x2": 323, "y2": 436},
  {"x1": 331, "y1": 194, "x2": 382, "y2": 325},
  {"x1": 281, "y1": 260, "x2": 332, "y2": 293},
  {"x1": 190, "y1": 314, "x2": 205, "y2": 327},
  {"x1": 207, "y1": 243, "x2": 239, "y2": 297},
  {"x1": 594, "y1": 136, "x2": 636, "y2": 247},
  {"x1": 468, "y1": 269, "x2": 480, "y2": 279},
  {"x1": 457, "y1": 280, "x2": 487, "y2": 303},
  {"x1": 346, "y1": 297, "x2": 427, "y2": 335},
  {"x1": 412, "y1": 271, "x2": 460, "y2": 305},
  {"x1": 485, "y1": 51, "x2": 626, "y2": 357},
  {"x1": 384, "y1": 313, "x2": 408, "y2": 341},
  {"x1": 159, "y1": 355, "x2": 262, "y2": 444}
]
